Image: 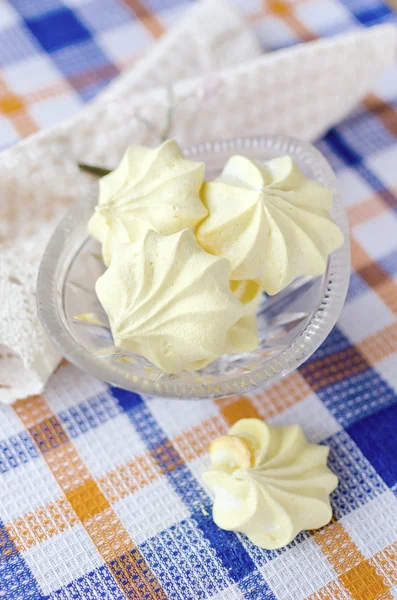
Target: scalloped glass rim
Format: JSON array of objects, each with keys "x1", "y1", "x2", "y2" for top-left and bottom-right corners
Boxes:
[{"x1": 37, "y1": 135, "x2": 350, "y2": 400}]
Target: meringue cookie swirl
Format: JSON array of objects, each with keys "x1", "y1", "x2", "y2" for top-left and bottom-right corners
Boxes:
[
  {"x1": 196, "y1": 155, "x2": 344, "y2": 295},
  {"x1": 225, "y1": 281, "x2": 262, "y2": 354},
  {"x1": 100, "y1": 217, "x2": 152, "y2": 268},
  {"x1": 230, "y1": 280, "x2": 262, "y2": 316},
  {"x1": 88, "y1": 140, "x2": 207, "y2": 265},
  {"x1": 203, "y1": 418, "x2": 338, "y2": 549},
  {"x1": 96, "y1": 229, "x2": 243, "y2": 374}
]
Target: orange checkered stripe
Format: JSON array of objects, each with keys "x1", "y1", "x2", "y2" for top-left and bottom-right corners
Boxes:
[{"x1": 11, "y1": 395, "x2": 166, "y2": 599}]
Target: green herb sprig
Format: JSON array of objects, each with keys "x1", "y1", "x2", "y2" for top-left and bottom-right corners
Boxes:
[{"x1": 78, "y1": 163, "x2": 111, "y2": 177}]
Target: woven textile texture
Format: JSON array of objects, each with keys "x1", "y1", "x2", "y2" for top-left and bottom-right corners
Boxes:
[{"x1": 1, "y1": 0, "x2": 397, "y2": 599}]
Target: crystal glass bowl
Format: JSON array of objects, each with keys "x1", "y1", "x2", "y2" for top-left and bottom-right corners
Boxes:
[{"x1": 37, "y1": 136, "x2": 350, "y2": 399}]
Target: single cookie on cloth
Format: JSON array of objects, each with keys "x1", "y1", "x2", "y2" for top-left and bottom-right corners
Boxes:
[{"x1": 202, "y1": 418, "x2": 338, "y2": 549}]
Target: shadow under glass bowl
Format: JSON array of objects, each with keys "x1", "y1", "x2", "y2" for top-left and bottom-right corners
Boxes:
[{"x1": 37, "y1": 135, "x2": 350, "y2": 400}]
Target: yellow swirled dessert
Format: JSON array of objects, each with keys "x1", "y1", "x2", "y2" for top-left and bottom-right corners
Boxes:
[
  {"x1": 196, "y1": 155, "x2": 344, "y2": 295},
  {"x1": 95, "y1": 229, "x2": 243, "y2": 373},
  {"x1": 202, "y1": 418, "x2": 338, "y2": 549},
  {"x1": 88, "y1": 142, "x2": 344, "y2": 373},
  {"x1": 100, "y1": 217, "x2": 151, "y2": 269},
  {"x1": 225, "y1": 280, "x2": 262, "y2": 354},
  {"x1": 89, "y1": 139, "x2": 207, "y2": 265}
]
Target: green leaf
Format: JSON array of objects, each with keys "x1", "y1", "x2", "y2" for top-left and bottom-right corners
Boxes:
[{"x1": 78, "y1": 163, "x2": 112, "y2": 177}]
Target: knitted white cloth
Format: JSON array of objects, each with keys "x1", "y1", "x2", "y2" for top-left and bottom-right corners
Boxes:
[{"x1": 0, "y1": 0, "x2": 395, "y2": 403}]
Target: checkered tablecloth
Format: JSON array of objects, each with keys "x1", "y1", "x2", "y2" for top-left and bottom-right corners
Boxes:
[{"x1": 1, "y1": 0, "x2": 397, "y2": 599}]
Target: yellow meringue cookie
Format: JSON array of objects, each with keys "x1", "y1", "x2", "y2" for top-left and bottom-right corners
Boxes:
[
  {"x1": 95, "y1": 229, "x2": 243, "y2": 374},
  {"x1": 88, "y1": 210, "x2": 109, "y2": 245},
  {"x1": 225, "y1": 315, "x2": 258, "y2": 354},
  {"x1": 101, "y1": 217, "x2": 151, "y2": 267},
  {"x1": 225, "y1": 281, "x2": 262, "y2": 354},
  {"x1": 202, "y1": 418, "x2": 338, "y2": 549},
  {"x1": 88, "y1": 139, "x2": 207, "y2": 263},
  {"x1": 196, "y1": 155, "x2": 344, "y2": 295},
  {"x1": 230, "y1": 280, "x2": 262, "y2": 316}
]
